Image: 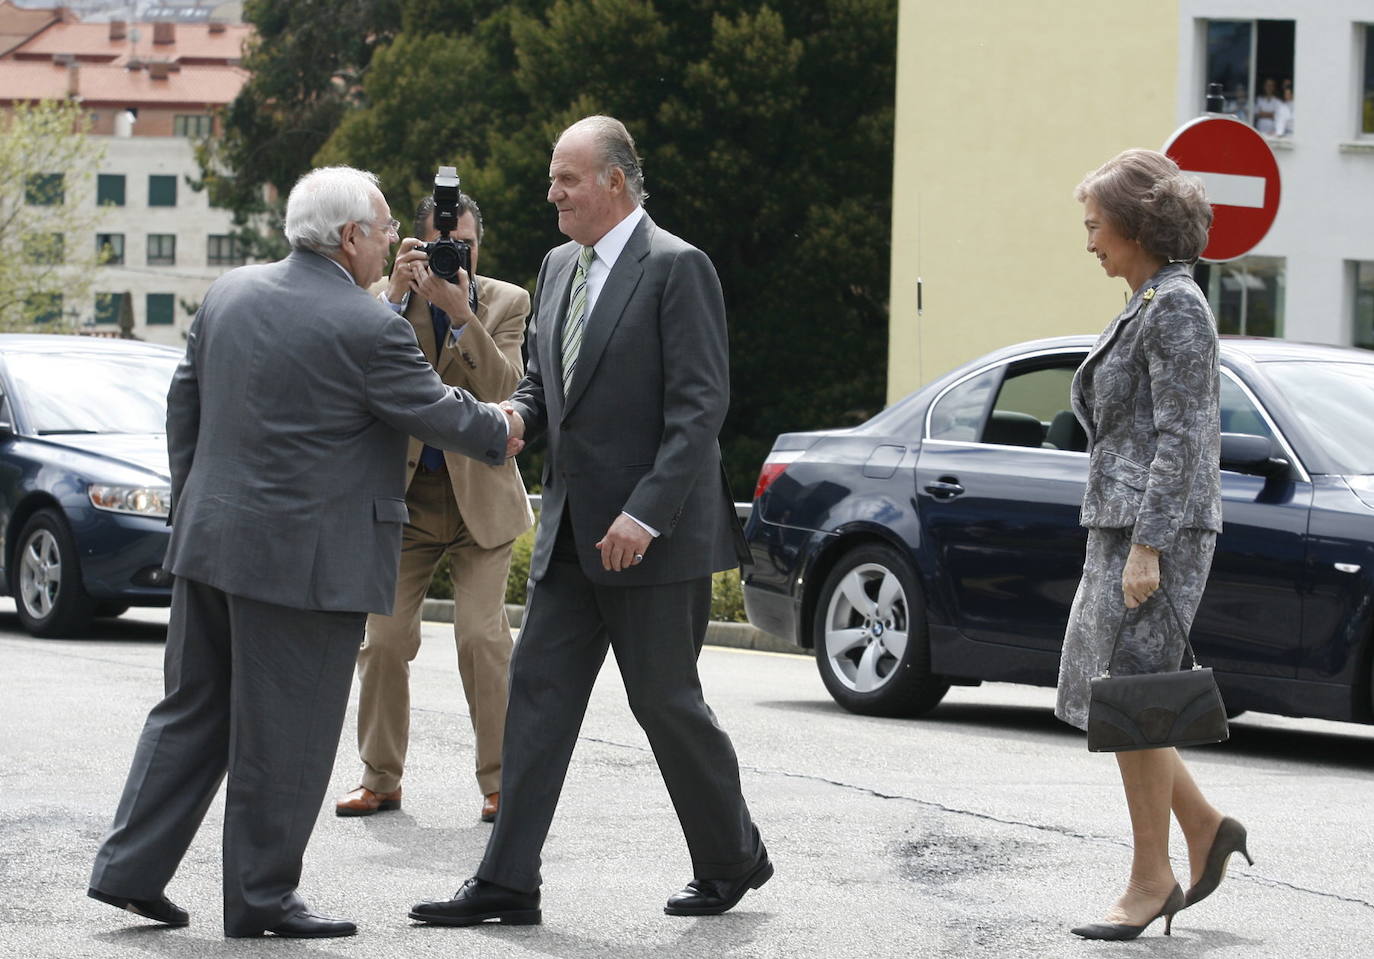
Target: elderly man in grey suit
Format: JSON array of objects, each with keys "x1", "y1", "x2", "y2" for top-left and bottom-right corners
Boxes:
[
  {"x1": 410, "y1": 116, "x2": 768, "y2": 928},
  {"x1": 87, "y1": 166, "x2": 520, "y2": 940}
]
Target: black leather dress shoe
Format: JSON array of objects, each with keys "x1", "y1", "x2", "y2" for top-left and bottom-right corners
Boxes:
[
  {"x1": 265, "y1": 912, "x2": 357, "y2": 938},
  {"x1": 664, "y1": 850, "x2": 775, "y2": 916},
  {"x1": 409, "y1": 877, "x2": 541, "y2": 926},
  {"x1": 87, "y1": 887, "x2": 189, "y2": 927}
]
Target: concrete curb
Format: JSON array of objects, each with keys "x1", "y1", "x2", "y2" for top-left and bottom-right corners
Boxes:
[{"x1": 419, "y1": 598, "x2": 806, "y2": 656}]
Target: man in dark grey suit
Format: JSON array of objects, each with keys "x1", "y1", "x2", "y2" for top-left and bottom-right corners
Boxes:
[
  {"x1": 410, "y1": 116, "x2": 768, "y2": 928},
  {"x1": 87, "y1": 166, "x2": 520, "y2": 939}
]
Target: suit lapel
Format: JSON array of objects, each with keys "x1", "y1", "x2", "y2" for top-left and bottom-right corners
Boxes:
[
  {"x1": 406, "y1": 294, "x2": 437, "y2": 362},
  {"x1": 562, "y1": 216, "x2": 652, "y2": 419},
  {"x1": 544, "y1": 248, "x2": 579, "y2": 403}
]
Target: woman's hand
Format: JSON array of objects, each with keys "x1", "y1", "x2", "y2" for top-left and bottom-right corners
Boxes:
[{"x1": 1122, "y1": 543, "x2": 1161, "y2": 608}]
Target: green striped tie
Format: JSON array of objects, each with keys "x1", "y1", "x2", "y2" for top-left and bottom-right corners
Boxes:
[{"x1": 560, "y1": 245, "x2": 596, "y2": 394}]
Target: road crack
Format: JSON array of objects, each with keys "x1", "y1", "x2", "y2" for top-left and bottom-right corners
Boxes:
[{"x1": 578, "y1": 734, "x2": 1374, "y2": 913}]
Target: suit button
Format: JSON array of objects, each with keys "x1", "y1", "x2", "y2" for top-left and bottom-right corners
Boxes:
[{"x1": 407, "y1": 460, "x2": 417, "y2": 468}]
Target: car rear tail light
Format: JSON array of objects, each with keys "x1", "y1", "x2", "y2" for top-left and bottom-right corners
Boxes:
[{"x1": 753, "y1": 450, "x2": 804, "y2": 500}]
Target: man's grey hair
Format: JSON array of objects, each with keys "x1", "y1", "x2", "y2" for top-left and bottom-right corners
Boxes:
[
  {"x1": 561, "y1": 115, "x2": 648, "y2": 205},
  {"x1": 284, "y1": 166, "x2": 381, "y2": 253}
]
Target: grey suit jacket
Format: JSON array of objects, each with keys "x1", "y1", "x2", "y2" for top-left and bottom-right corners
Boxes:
[
  {"x1": 164, "y1": 249, "x2": 509, "y2": 614},
  {"x1": 1071, "y1": 262, "x2": 1223, "y2": 552},
  {"x1": 509, "y1": 213, "x2": 747, "y2": 586}
]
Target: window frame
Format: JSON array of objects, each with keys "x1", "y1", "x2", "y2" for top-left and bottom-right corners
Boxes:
[
  {"x1": 147, "y1": 174, "x2": 178, "y2": 207},
  {"x1": 24, "y1": 173, "x2": 64, "y2": 206},
  {"x1": 146, "y1": 233, "x2": 177, "y2": 266},
  {"x1": 94, "y1": 292, "x2": 122, "y2": 325},
  {"x1": 173, "y1": 114, "x2": 213, "y2": 138},
  {"x1": 96, "y1": 173, "x2": 126, "y2": 207},
  {"x1": 206, "y1": 233, "x2": 245, "y2": 266},
  {"x1": 145, "y1": 292, "x2": 175, "y2": 326},
  {"x1": 96, "y1": 233, "x2": 125, "y2": 265}
]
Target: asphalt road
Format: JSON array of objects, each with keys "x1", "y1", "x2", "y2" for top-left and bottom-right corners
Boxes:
[{"x1": 1, "y1": 601, "x2": 1371, "y2": 958}]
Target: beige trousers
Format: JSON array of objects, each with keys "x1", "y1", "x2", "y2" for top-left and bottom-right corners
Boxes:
[{"x1": 356, "y1": 469, "x2": 514, "y2": 796}]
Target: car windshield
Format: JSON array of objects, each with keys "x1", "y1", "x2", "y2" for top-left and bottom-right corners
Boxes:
[
  {"x1": 1263, "y1": 360, "x2": 1374, "y2": 474},
  {"x1": 7, "y1": 351, "x2": 177, "y2": 435}
]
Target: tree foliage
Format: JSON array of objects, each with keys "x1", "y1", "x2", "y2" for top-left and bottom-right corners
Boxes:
[
  {"x1": 212, "y1": 0, "x2": 897, "y2": 494},
  {"x1": 0, "y1": 100, "x2": 108, "y2": 331}
]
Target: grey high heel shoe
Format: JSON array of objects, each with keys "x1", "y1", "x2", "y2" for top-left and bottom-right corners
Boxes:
[
  {"x1": 1185, "y1": 817, "x2": 1253, "y2": 908},
  {"x1": 1070, "y1": 884, "x2": 1186, "y2": 941}
]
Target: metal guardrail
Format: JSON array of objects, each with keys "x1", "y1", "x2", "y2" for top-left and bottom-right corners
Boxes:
[{"x1": 527, "y1": 493, "x2": 752, "y2": 520}]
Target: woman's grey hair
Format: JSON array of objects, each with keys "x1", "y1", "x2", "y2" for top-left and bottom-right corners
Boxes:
[
  {"x1": 561, "y1": 115, "x2": 648, "y2": 205},
  {"x1": 284, "y1": 166, "x2": 381, "y2": 253},
  {"x1": 1075, "y1": 149, "x2": 1212, "y2": 262}
]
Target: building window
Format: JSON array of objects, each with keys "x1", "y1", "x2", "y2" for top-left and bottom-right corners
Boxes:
[
  {"x1": 1363, "y1": 25, "x2": 1374, "y2": 137},
  {"x1": 207, "y1": 234, "x2": 245, "y2": 266},
  {"x1": 173, "y1": 114, "x2": 213, "y2": 137},
  {"x1": 146, "y1": 293, "x2": 175, "y2": 325},
  {"x1": 95, "y1": 292, "x2": 122, "y2": 325},
  {"x1": 1354, "y1": 262, "x2": 1374, "y2": 350},
  {"x1": 147, "y1": 233, "x2": 176, "y2": 266},
  {"x1": 25, "y1": 173, "x2": 64, "y2": 205},
  {"x1": 24, "y1": 233, "x2": 64, "y2": 265},
  {"x1": 148, "y1": 174, "x2": 177, "y2": 207},
  {"x1": 26, "y1": 292, "x2": 63, "y2": 324},
  {"x1": 97, "y1": 173, "x2": 126, "y2": 206},
  {"x1": 1203, "y1": 19, "x2": 1295, "y2": 136},
  {"x1": 96, "y1": 233, "x2": 125, "y2": 265},
  {"x1": 1195, "y1": 257, "x2": 1286, "y2": 338}
]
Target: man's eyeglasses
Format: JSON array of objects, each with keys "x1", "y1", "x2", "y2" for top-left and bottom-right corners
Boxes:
[{"x1": 380, "y1": 217, "x2": 401, "y2": 238}]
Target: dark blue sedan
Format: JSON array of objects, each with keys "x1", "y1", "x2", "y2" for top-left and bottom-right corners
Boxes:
[
  {"x1": 1, "y1": 335, "x2": 178, "y2": 636},
  {"x1": 743, "y1": 336, "x2": 1374, "y2": 726}
]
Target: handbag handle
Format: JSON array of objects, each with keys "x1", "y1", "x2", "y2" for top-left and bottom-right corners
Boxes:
[{"x1": 1103, "y1": 585, "x2": 1205, "y2": 676}]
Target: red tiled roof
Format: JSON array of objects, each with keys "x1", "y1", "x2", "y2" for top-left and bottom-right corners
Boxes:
[
  {"x1": 0, "y1": 59, "x2": 247, "y2": 106},
  {"x1": 4, "y1": 20, "x2": 250, "y2": 66},
  {"x1": 0, "y1": 0, "x2": 63, "y2": 57}
]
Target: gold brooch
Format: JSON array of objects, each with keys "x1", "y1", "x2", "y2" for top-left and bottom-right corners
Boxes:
[{"x1": 1142, "y1": 288, "x2": 1156, "y2": 301}]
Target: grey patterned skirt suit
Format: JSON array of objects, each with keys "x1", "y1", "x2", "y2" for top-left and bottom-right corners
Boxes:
[{"x1": 1055, "y1": 263, "x2": 1223, "y2": 731}]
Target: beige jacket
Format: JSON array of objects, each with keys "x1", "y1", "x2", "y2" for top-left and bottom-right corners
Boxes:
[{"x1": 378, "y1": 273, "x2": 535, "y2": 548}]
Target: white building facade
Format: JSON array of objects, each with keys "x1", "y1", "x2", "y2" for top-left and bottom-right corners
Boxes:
[
  {"x1": 1177, "y1": 1, "x2": 1374, "y2": 349},
  {"x1": 87, "y1": 133, "x2": 244, "y2": 346}
]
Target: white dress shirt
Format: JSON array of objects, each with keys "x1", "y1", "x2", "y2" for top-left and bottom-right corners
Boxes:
[{"x1": 584, "y1": 206, "x2": 658, "y2": 540}]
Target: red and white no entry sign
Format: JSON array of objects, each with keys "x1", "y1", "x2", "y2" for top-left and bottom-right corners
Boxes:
[{"x1": 1163, "y1": 116, "x2": 1281, "y2": 262}]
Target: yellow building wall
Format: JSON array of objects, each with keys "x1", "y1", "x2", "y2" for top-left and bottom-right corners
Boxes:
[{"x1": 887, "y1": 0, "x2": 1180, "y2": 403}]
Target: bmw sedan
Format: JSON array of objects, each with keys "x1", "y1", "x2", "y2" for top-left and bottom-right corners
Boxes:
[
  {"x1": 1, "y1": 335, "x2": 178, "y2": 636},
  {"x1": 743, "y1": 336, "x2": 1374, "y2": 727}
]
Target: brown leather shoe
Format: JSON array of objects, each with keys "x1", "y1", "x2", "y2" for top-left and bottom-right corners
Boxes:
[
  {"x1": 335, "y1": 785, "x2": 402, "y2": 817},
  {"x1": 480, "y1": 792, "x2": 499, "y2": 823}
]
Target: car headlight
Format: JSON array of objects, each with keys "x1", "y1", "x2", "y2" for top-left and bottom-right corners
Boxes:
[{"x1": 88, "y1": 484, "x2": 172, "y2": 518}]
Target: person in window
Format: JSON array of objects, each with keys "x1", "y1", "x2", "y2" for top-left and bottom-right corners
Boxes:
[
  {"x1": 1274, "y1": 79, "x2": 1294, "y2": 137},
  {"x1": 1223, "y1": 83, "x2": 1249, "y2": 123},
  {"x1": 1057, "y1": 149, "x2": 1252, "y2": 940},
  {"x1": 1254, "y1": 77, "x2": 1282, "y2": 134}
]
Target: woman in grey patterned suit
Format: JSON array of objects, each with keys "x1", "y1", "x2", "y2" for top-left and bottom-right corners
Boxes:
[{"x1": 1057, "y1": 150, "x2": 1251, "y2": 940}]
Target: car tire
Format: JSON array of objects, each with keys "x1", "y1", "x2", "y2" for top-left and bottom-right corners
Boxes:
[
  {"x1": 93, "y1": 602, "x2": 131, "y2": 619},
  {"x1": 13, "y1": 509, "x2": 95, "y2": 637},
  {"x1": 812, "y1": 543, "x2": 949, "y2": 717}
]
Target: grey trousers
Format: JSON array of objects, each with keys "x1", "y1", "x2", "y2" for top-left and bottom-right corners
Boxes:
[
  {"x1": 476, "y1": 547, "x2": 758, "y2": 893},
  {"x1": 89, "y1": 577, "x2": 364, "y2": 936}
]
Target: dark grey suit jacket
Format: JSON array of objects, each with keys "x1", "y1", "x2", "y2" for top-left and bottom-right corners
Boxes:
[
  {"x1": 1071, "y1": 262, "x2": 1223, "y2": 552},
  {"x1": 509, "y1": 213, "x2": 747, "y2": 586},
  {"x1": 164, "y1": 250, "x2": 508, "y2": 614}
]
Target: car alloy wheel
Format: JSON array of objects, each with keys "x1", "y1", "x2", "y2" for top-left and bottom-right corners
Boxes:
[
  {"x1": 812, "y1": 543, "x2": 949, "y2": 717},
  {"x1": 14, "y1": 509, "x2": 95, "y2": 637}
]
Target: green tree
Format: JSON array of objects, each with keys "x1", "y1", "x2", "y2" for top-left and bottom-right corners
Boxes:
[
  {"x1": 319, "y1": 0, "x2": 897, "y2": 495},
  {"x1": 0, "y1": 100, "x2": 109, "y2": 331},
  {"x1": 195, "y1": 0, "x2": 405, "y2": 260}
]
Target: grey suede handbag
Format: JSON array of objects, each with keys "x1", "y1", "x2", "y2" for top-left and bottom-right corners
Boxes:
[{"x1": 1087, "y1": 591, "x2": 1229, "y2": 752}]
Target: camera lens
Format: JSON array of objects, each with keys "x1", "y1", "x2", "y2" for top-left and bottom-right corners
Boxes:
[{"x1": 429, "y1": 243, "x2": 460, "y2": 279}]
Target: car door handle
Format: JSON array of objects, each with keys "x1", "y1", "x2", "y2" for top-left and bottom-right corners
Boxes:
[{"x1": 924, "y1": 477, "x2": 965, "y2": 499}]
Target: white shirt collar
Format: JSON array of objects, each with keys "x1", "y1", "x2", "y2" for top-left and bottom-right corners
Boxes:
[
  {"x1": 322, "y1": 252, "x2": 357, "y2": 285},
  {"x1": 590, "y1": 206, "x2": 645, "y2": 269}
]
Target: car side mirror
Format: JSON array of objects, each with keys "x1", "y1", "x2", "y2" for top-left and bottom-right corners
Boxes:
[{"x1": 1220, "y1": 432, "x2": 1289, "y2": 477}]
